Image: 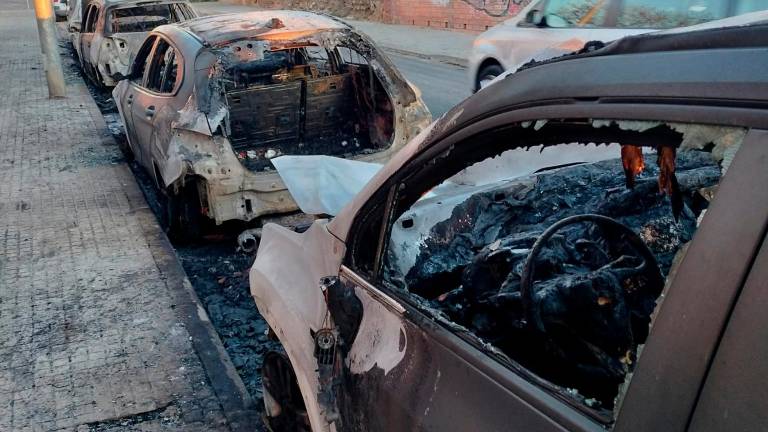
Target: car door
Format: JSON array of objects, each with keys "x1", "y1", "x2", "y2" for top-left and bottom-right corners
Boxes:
[
  {"x1": 333, "y1": 130, "x2": 620, "y2": 431},
  {"x1": 688, "y1": 225, "x2": 768, "y2": 431},
  {"x1": 613, "y1": 129, "x2": 768, "y2": 432},
  {"x1": 332, "y1": 268, "x2": 601, "y2": 432},
  {"x1": 128, "y1": 36, "x2": 183, "y2": 184},
  {"x1": 333, "y1": 115, "x2": 763, "y2": 431},
  {"x1": 116, "y1": 34, "x2": 158, "y2": 165},
  {"x1": 79, "y1": 3, "x2": 97, "y2": 73}
]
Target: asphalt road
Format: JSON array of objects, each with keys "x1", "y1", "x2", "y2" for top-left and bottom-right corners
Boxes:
[
  {"x1": 387, "y1": 52, "x2": 471, "y2": 118},
  {"x1": 3, "y1": 0, "x2": 32, "y2": 10}
]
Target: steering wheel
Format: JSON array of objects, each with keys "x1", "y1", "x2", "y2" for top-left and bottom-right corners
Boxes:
[{"x1": 519, "y1": 214, "x2": 664, "y2": 335}]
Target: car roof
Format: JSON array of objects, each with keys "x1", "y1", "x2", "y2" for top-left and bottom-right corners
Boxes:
[
  {"x1": 174, "y1": 10, "x2": 350, "y2": 46},
  {"x1": 327, "y1": 19, "x2": 768, "y2": 240}
]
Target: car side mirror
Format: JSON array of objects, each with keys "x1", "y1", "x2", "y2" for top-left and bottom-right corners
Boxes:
[
  {"x1": 541, "y1": 14, "x2": 569, "y2": 28},
  {"x1": 525, "y1": 9, "x2": 544, "y2": 26}
]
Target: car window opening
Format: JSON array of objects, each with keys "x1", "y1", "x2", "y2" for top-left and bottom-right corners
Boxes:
[
  {"x1": 146, "y1": 40, "x2": 178, "y2": 93},
  {"x1": 379, "y1": 120, "x2": 745, "y2": 420},
  {"x1": 109, "y1": 4, "x2": 188, "y2": 34},
  {"x1": 216, "y1": 42, "x2": 395, "y2": 173}
]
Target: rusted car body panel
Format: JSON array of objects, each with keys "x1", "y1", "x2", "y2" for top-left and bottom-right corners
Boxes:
[
  {"x1": 113, "y1": 12, "x2": 431, "y2": 225},
  {"x1": 72, "y1": 0, "x2": 196, "y2": 87},
  {"x1": 249, "y1": 19, "x2": 768, "y2": 432}
]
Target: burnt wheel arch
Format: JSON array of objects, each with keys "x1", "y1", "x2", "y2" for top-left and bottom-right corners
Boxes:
[
  {"x1": 261, "y1": 351, "x2": 311, "y2": 432},
  {"x1": 157, "y1": 173, "x2": 204, "y2": 243}
]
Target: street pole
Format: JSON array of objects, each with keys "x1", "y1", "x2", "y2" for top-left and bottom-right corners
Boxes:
[{"x1": 32, "y1": 0, "x2": 66, "y2": 98}]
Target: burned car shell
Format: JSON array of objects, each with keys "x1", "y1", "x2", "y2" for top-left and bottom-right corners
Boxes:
[
  {"x1": 72, "y1": 0, "x2": 196, "y2": 87},
  {"x1": 250, "y1": 18, "x2": 768, "y2": 432},
  {"x1": 113, "y1": 12, "x2": 431, "y2": 225}
]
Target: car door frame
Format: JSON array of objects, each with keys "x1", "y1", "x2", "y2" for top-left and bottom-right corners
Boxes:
[
  {"x1": 339, "y1": 100, "x2": 768, "y2": 431},
  {"x1": 687, "y1": 188, "x2": 768, "y2": 431},
  {"x1": 127, "y1": 33, "x2": 186, "y2": 187},
  {"x1": 614, "y1": 128, "x2": 768, "y2": 431},
  {"x1": 79, "y1": 2, "x2": 99, "y2": 79},
  {"x1": 117, "y1": 34, "x2": 159, "y2": 165}
]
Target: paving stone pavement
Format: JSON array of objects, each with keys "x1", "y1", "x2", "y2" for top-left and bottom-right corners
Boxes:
[{"x1": 0, "y1": 9, "x2": 255, "y2": 432}]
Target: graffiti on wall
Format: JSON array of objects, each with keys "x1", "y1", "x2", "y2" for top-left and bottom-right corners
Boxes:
[{"x1": 440, "y1": 0, "x2": 530, "y2": 17}]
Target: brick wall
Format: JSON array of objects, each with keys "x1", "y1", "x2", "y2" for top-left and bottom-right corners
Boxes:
[
  {"x1": 384, "y1": 0, "x2": 530, "y2": 32},
  {"x1": 225, "y1": 0, "x2": 532, "y2": 32}
]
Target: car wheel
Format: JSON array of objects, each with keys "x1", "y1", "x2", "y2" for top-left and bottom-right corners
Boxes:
[
  {"x1": 476, "y1": 63, "x2": 504, "y2": 91},
  {"x1": 262, "y1": 351, "x2": 311, "y2": 432},
  {"x1": 160, "y1": 182, "x2": 203, "y2": 243}
]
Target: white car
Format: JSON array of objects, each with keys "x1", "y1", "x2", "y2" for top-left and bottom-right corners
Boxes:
[
  {"x1": 66, "y1": 0, "x2": 81, "y2": 32},
  {"x1": 469, "y1": 0, "x2": 766, "y2": 92},
  {"x1": 53, "y1": 0, "x2": 69, "y2": 18}
]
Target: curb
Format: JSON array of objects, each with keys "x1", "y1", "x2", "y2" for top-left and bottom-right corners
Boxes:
[
  {"x1": 380, "y1": 46, "x2": 468, "y2": 68},
  {"x1": 73, "y1": 39, "x2": 259, "y2": 432}
]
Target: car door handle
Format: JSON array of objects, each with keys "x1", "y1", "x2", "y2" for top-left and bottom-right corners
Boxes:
[{"x1": 145, "y1": 106, "x2": 155, "y2": 118}]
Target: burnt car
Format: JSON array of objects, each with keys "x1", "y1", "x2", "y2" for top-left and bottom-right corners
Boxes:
[
  {"x1": 249, "y1": 15, "x2": 768, "y2": 432},
  {"x1": 112, "y1": 12, "x2": 431, "y2": 238},
  {"x1": 72, "y1": 0, "x2": 197, "y2": 87}
]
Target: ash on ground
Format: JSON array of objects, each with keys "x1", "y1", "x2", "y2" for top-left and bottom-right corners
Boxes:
[{"x1": 177, "y1": 243, "x2": 282, "y2": 399}]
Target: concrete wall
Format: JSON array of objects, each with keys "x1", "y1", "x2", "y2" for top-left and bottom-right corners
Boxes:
[{"x1": 227, "y1": 0, "x2": 532, "y2": 32}]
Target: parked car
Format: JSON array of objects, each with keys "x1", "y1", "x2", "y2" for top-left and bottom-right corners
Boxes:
[
  {"x1": 112, "y1": 11, "x2": 431, "y2": 239},
  {"x1": 249, "y1": 16, "x2": 768, "y2": 432},
  {"x1": 469, "y1": 0, "x2": 767, "y2": 91},
  {"x1": 66, "y1": 0, "x2": 82, "y2": 32},
  {"x1": 53, "y1": 0, "x2": 69, "y2": 19},
  {"x1": 72, "y1": 0, "x2": 197, "y2": 87}
]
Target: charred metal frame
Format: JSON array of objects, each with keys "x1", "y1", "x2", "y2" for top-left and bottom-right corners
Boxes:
[
  {"x1": 253, "y1": 24, "x2": 768, "y2": 432},
  {"x1": 342, "y1": 116, "x2": 768, "y2": 430},
  {"x1": 113, "y1": 12, "x2": 431, "y2": 226}
]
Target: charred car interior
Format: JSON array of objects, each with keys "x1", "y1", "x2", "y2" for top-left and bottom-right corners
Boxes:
[
  {"x1": 351, "y1": 119, "x2": 744, "y2": 419},
  {"x1": 218, "y1": 42, "x2": 395, "y2": 172}
]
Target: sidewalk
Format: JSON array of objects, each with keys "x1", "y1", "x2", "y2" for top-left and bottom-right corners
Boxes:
[
  {"x1": 192, "y1": 1, "x2": 475, "y2": 66},
  {"x1": 0, "y1": 8, "x2": 254, "y2": 432}
]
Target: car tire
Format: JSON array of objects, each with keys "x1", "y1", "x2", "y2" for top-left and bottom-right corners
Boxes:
[
  {"x1": 160, "y1": 182, "x2": 203, "y2": 244},
  {"x1": 476, "y1": 62, "x2": 505, "y2": 91},
  {"x1": 118, "y1": 139, "x2": 134, "y2": 162},
  {"x1": 262, "y1": 351, "x2": 311, "y2": 432}
]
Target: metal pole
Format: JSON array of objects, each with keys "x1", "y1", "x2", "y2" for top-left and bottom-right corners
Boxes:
[{"x1": 32, "y1": 0, "x2": 66, "y2": 98}]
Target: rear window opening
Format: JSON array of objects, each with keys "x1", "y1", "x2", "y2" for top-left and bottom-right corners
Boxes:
[
  {"x1": 374, "y1": 120, "x2": 745, "y2": 421},
  {"x1": 108, "y1": 4, "x2": 190, "y2": 34},
  {"x1": 218, "y1": 43, "x2": 395, "y2": 172}
]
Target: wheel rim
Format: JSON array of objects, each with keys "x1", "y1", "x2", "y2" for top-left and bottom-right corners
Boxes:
[{"x1": 479, "y1": 74, "x2": 497, "y2": 89}]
